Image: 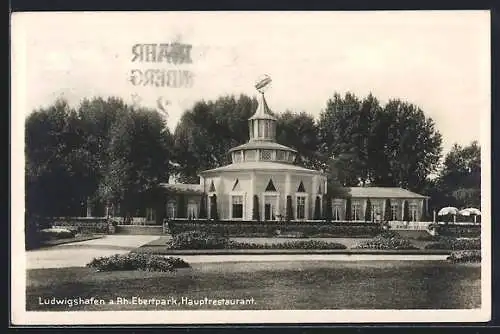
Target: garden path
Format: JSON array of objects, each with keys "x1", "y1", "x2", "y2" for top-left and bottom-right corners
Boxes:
[{"x1": 26, "y1": 235, "x2": 158, "y2": 269}]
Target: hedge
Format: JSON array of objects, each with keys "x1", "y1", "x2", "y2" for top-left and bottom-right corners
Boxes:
[
  {"x1": 354, "y1": 232, "x2": 419, "y2": 250},
  {"x1": 447, "y1": 250, "x2": 481, "y2": 263},
  {"x1": 86, "y1": 253, "x2": 190, "y2": 272},
  {"x1": 424, "y1": 237, "x2": 481, "y2": 250},
  {"x1": 167, "y1": 221, "x2": 383, "y2": 238}
]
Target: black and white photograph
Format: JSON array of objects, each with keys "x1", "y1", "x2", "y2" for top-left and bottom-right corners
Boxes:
[{"x1": 10, "y1": 10, "x2": 491, "y2": 324}]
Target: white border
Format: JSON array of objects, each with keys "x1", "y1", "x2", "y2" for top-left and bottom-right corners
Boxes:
[{"x1": 10, "y1": 10, "x2": 491, "y2": 325}]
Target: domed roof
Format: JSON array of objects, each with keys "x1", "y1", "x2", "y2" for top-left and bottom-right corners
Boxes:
[
  {"x1": 249, "y1": 93, "x2": 277, "y2": 121},
  {"x1": 200, "y1": 161, "x2": 324, "y2": 175},
  {"x1": 228, "y1": 140, "x2": 297, "y2": 153}
]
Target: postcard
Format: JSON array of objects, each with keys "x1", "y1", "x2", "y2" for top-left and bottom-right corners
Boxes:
[{"x1": 11, "y1": 10, "x2": 491, "y2": 325}]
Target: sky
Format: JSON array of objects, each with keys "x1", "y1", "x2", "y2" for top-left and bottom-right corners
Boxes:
[{"x1": 12, "y1": 11, "x2": 490, "y2": 154}]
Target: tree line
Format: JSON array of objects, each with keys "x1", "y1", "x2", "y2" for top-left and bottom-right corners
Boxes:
[{"x1": 25, "y1": 93, "x2": 481, "y2": 218}]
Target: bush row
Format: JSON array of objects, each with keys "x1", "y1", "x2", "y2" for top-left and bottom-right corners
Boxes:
[
  {"x1": 354, "y1": 235, "x2": 419, "y2": 250},
  {"x1": 447, "y1": 250, "x2": 481, "y2": 263},
  {"x1": 166, "y1": 231, "x2": 347, "y2": 250},
  {"x1": 435, "y1": 225, "x2": 481, "y2": 238},
  {"x1": 86, "y1": 253, "x2": 190, "y2": 272},
  {"x1": 53, "y1": 219, "x2": 111, "y2": 234},
  {"x1": 424, "y1": 238, "x2": 481, "y2": 250},
  {"x1": 168, "y1": 222, "x2": 383, "y2": 238}
]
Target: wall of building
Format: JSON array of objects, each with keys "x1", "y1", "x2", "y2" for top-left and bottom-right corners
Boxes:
[
  {"x1": 329, "y1": 197, "x2": 425, "y2": 221},
  {"x1": 202, "y1": 171, "x2": 326, "y2": 221}
]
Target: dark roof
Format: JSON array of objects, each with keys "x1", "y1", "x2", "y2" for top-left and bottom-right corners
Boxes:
[
  {"x1": 347, "y1": 187, "x2": 429, "y2": 199},
  {"x1": 158, "y1": 183, "x2": 202, "y2": 194}
]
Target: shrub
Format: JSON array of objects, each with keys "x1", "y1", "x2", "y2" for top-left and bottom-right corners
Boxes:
[
  {"x1": 354, "y1": 235, "x2": 418, "y2": 250},
  {"x1": 86, "y1": 253, "x2": 190, "y2": 272},
  {"x1": 447, "y1": 250, "x2": 481, "y2": 263},
  {"x1": 376, "y1": 230, "x2": 400, "y2": 239},
  {"x1": 425, "y1": 237, "x2": 481, "y2": 250},
  {"x1": 167, "y1": 231, "x2": 230, "y2": 249},
  {"x1": 228, "y1": 240, "x2": 347, "y2": 250}
]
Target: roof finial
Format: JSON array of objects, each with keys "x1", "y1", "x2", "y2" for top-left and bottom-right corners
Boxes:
[{"x1": 255, "y1": 74, "x2": 272, "y2": 94}]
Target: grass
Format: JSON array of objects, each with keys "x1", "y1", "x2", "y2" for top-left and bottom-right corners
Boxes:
[{"x1": 27, "y1": 260, "x2": 480, "y2": 311}]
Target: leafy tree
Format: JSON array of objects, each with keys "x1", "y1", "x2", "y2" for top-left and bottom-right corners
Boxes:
[
  {"x1": 210, "y1": 195, "x2": 218, "y2": 220},
  {"x1": 438, "y1": 141, "x2": 481, "y2": 208},
  {"x1": 403, "y1": 200, "x2": 410, "y2": 222},
  {"x1": 286, "y1": 195, "x2": 293, "y2": 221},
  {"x1": 345, "y1": 197, "x2": 352, "y2": 221},
  {"x1": 323, "y1": 195, "x2": 332, "y2": 221},
  {"x1": 252, "y1": 195, "x2": 260, "y2": 221},
  {"x1": 173, "y1": 95, "x2": 257, "y2": 182},
  {"x1": 318, "y1": 92, "x2": 443, "y2": 191},
  {"x1": 365, "y1": 198, "x2": 372, "y2": 222},
  {"x1": 384, "y1": 199, "x2": 392, "y2": 222},
  {"x1": 199, "y1": 194, "x2": 207, "y2": 219},
  {"x1": 276, "y1": 111, "x2": 322, "y2": 169},
  {"x1": 314, "y1": 196, "x2": 322, "y2": 220}
]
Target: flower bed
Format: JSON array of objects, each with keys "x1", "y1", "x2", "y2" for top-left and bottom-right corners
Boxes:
[
  {"x1": 166, "y1": 231, "x2": 347, "y2": 250},
  {"x1": 354, "y1": 232, "x2": 419, "y2": 250},
  {"x1": 447, "y1": 250, "x2": 481, "y2": 263},
  {"x1": 424, "y1": 237, "x2": 481, "y2": 250},
  {"x1": 227, "y1": 240, "x2": 347, "y2": 250},
  {"x1": 51, "y1": 217, "x2": 111, "y2": 234},
  {"x1": 86, "y1": 253, "x2": 190, "y2": 272}
]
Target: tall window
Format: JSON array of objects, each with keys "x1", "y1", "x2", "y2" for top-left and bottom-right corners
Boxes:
[
  {"x1": 296, "y1": 196, "x2": 306, "y2": 219},
  {"x1": 232, "y1": 195, "x2": 243, "y2": 219},
  {"x1": 410, "y1": 204, "x2": 418, "y2": 222},
  {"x1": 167, "y1": 202, "x2": 176, "y2": 218},
  {"x1": 332, "y1": 205, "x2": 341, "y2": 221},
  {"x1": 391, "y1": 203, "x2": 398, "y2": 221},
  {"x1": 352, "y1": 202, "x2": 360, "y2": 221}
]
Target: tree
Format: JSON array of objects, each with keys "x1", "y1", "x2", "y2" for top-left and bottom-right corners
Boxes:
[
  {"x1": 318, "y1": 92, "x2": 443, "y2": 191},
  {"x1": 286, "y1": 195, "x2": 293, "y2": 221},
  {"x1": 314, "y1": 196, "x2": 322, "y2": 220},
  {"x1": 438, "y1": 141, "x2": 481, "y2": 208},
  {"x1": 276, "y1": 111, "x2": 322, "y2": 169},
  {"x1": 403, "y1": 200, "x2": 410, "y2": 222},
  {"x1": 365, "y1": 198, "x2": 372, "y2": 222},
  {"x1": 199, "y1": 194, "x2": 207, "y2": 219},
  {"x1": 25, "y1": 98, "x2": 91, "y2": 217},
  {"x1": 98, "y1": 105, "x2": 172, "y2": 215},
  {"x1": 384, "y1": 199, "x2": 392, "y2": 222},
  {"x1": 210, "y1": 195, "x2": 218, "y2": 220},
  {"x1": 323, "y1": 195, "x2": 332, "y2": 221},
  {"x1": 173, "y1": 95, "x2": 257, "y2": 182},
  {"x1": 345, "y1": 197, "x2": 352, "y2": 221},
  {"x1": 252, "y1": 195, "x2": 260, "y2": 221}
]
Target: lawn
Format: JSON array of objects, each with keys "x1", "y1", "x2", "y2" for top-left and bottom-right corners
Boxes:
[{"x1": 26, "y1": 260, "x2": 480, "y2": 311}]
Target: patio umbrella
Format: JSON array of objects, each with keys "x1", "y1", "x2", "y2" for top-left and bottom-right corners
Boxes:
[
  {"x1": 459, "y1": 208, "x2": 481, "y2": 223},
  {"x1": 438, "y1": 206, "x2": 459, "y2": 223},
  {"x1": 438, "y1": 207, "x2": 459, "y2": 216}
]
